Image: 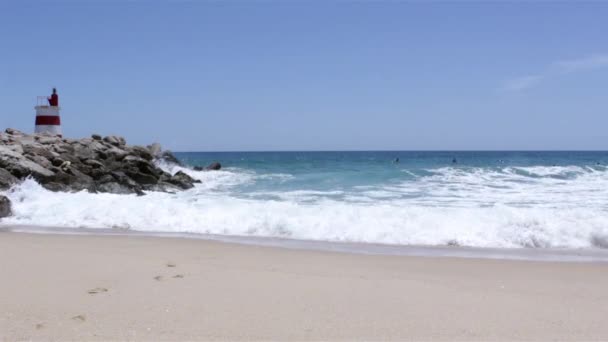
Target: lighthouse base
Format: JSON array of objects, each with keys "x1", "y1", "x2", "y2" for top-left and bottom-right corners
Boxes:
[
  {"x1": 35, "y1": 125, "x2": 62, "y2": 136},
  {"x1": 34, "y1": 105, "x2": 62, "y2": 137}
]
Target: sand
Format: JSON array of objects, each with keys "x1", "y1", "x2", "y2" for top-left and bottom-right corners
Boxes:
[{"x1": 1, "y1": 231, "x2": 608, "y2": 341}]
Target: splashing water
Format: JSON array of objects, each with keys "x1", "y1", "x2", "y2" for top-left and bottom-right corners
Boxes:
[{"x1": 3, "y1": 151, "x2": 608, "y2": 249}]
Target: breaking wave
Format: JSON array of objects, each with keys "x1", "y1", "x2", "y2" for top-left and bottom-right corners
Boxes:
[{"x1": 2, "y1": 164, "x2": 608, "y2": 249}]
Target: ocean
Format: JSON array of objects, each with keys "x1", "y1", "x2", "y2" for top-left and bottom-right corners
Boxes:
[{"x1": 3, "y1": 151, "x2": 608, "y2": 251}]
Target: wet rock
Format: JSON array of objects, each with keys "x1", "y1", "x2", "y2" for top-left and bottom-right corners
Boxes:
[
  {"x1": 0, "y1": 195, "x2": 11, "y2": 218},
  {"x1": 96, "y1": 181, "x2": 135, "y2": 195},
  {"x1": 91, "y1": 134, "x2": 102, "y2": 140},
  {"x1": 167, "y1": 171, "x2": 197, "y2": 190},
  {"x1": 206, "y1": 162, "x2": 222, "y2": 171}
]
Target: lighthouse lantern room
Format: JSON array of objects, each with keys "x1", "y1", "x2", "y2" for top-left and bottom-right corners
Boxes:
[{"x1": 34, "y1": 88, "x2": 62, "y2": 137}]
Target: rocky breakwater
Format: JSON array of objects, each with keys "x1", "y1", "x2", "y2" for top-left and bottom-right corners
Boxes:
[{"x1": 0, "y1": 129, "x2": 203, "y2": 204}]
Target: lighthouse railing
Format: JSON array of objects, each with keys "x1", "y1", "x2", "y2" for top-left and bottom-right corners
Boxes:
[{"x1": 36, "y1": 96, "x2": 50, "y2": 107}]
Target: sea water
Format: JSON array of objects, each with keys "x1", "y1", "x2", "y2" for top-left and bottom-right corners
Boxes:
[{"x1": 3, "y1": 151, "x2": 608, "y2": 250}]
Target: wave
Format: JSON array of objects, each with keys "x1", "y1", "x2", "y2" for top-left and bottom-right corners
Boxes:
[{"x1": 2, "y1": 165, "x2": 608, "y2": 249}]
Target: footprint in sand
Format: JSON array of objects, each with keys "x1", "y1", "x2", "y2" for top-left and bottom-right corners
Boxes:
[
  {"x1": 35, "y1": 323, "x2": 44, "y2": 330},
  {"x1": 88, "y1": 287, "x2": 108, "y2": 295},
  {"x1": 154, "y1": 275, "x2": 164, "y2": 281},
  {"x1": 166, "y1": 262, "x2": 176, "y2": 268},
  {"x1": 72, "y1": 314, "x2": 86, "y2": 322},
  {"x1": 172, "y1": 274, "x2": 184, "y2": 279}
]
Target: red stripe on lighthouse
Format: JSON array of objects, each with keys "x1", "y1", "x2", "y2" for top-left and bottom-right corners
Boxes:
[{"x1": 35, "y1": 116, "x2": 61, "y2": 125}]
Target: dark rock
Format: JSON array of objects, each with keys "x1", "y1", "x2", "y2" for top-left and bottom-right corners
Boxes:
[
  {"x1": 84, "y1": 159, "x2": 104, "y2": 169},
  {"x1": 0, "y1": 195, "x2": 12, "y2": 218},
  {"x1": 0, "y1": 169, "x2": 18, "y2": 190},
  {"x1": 127, "y1": 171, "x2": 158, "y2": 185},
  {"x1": 194, "y1": 166, "x2": 204, "y2": 171},
  {"x1": 40, "y1": 167, "x2": 95, "y2": 192},
  {"x1": 167, "y1": 171, "x2": 197, "y2": 190},
  {"x1": 159, "y1": 151, "x2": 181, "y2": 165},
  {"x1": 105, "y1": 147, "x2": 128, "y2": 161},
  {"x1": 103, "y1": 135, "x2": 121, "y2": 146},
  {"x1": 206, "y1": 162, "x2": 222, "y2": 171},
  {"x1": 51, "y1": 157, "x2": 65, "y2": 167},
  {"x1": 131, "y1": 146, "x2": 154, "y2": 161},
  {"x1": 96, "y1": 182, "x2": 135, "y2": 195},
  {"x1": 1, "y1": 129, "x2": 212, "y2": 195}
]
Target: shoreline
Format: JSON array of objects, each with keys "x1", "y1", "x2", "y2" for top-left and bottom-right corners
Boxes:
[
  {"x1": 2, "y1": 230, "x2": 608, "y2": 340},
  {"x1": 3, "y1": 224, "x2": 608, "y2": 263}
]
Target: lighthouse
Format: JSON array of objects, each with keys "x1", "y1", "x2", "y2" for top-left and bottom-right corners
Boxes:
[{"x1": 34, "y1": 88, "x2": 62, "y2": 136}]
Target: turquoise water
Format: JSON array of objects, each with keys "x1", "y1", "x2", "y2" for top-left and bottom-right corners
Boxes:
[
  {"x1": 176, "y1": 151, "x2": 608, "y2": 198},
  {"x1": 4, "y1": 151, "x2": 608, "y2": 249}
]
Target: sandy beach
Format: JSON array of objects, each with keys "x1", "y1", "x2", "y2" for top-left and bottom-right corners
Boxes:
[{"x1": 1, "y1": 231, "x2": 608, "y2": 341}]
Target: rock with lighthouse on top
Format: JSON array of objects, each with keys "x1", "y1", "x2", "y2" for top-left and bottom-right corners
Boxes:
[{"x1": 0, "y1": 128, "x2": 203, "y2": 195}]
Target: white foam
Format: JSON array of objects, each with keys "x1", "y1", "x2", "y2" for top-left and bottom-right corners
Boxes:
[{"x1": 2, "y1": 165, "x2": 608, "y2": 249}]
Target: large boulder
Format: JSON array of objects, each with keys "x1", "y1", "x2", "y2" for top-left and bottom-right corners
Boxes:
[
  {"x1": 166, "y1": 171, "x2": 198, "y2": 190},
  {"x1": 0, "y1": 195, "x2": 11, "y2": 218}
]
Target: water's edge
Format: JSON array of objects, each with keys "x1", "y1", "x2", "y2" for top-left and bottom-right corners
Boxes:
[{"x1": 3, "y1": 224, "x2": 608, "y2": 263}]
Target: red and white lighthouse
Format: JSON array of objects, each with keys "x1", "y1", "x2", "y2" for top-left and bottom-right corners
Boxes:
[{"x1": 34, "y1": 88, "x2": 62, "y2": 136}]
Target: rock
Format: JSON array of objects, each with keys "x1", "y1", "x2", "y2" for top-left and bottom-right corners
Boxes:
[
  {"x1": 0, "y1": 195, "x2": 11, "y2": 218},
  {"x1": 84, "y1": 159, "x2": 104, "y2": 169},
  {"x1": 23, "y1": 144, "x2": 57, "y2": 160},
  {"x1": 27, "y1": 155, "x2": 53, "y2": 169},
  {"x1": 0, "y1": 129, "x2": 205, "y2": 195},
  {"x1": 131, "y1": 146, "x2": 154, "y2": 161},
  {"x1": 105, "y1": 147, "x2": 128, "y2": 161},
  {"x1": 40, "y1": 167, "x2": 95, "y2": 193},
  {"x1": 37, "y1": 136, "x2": 61, "y2": 145},
  {"x1": 159, "y1": 151, "x2": 181, "y2": 165},
  {"x1": 127, "y1": 170, "x2": 158, "y2": 185},
  {"x1": 167, "y1": 171, "x2": 197, "y2": 190},
  {"x1": 0, "y1": 169, "x2": 18, "y2": 190},
  {"x1": 193, "y1": 166, "x2": 204, "y2": 171},
  {"x1": 206, "y1": 162, "x2": 222, "y2": 171},
  {"x1": 103, "y1": 135, "x2": 121, "y2": 146},
  {"x1": 5, "y1": 128, "x2": 25, "y2": 136},
  {"x1": 0, "y1": 146, "x2": 55, "y2": 179},
  {"x1": 96, "y1": 182, "x2": 135, "y2": 195},
  {"x1": 73, "y1": 144, "x2": 95, "y2": 161}
]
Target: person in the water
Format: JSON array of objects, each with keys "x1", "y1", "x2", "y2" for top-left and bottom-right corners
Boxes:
[
  {"x1": 452, "y1": 158, "x2": 457, "y2": 164},
  {"x1": 394, "y1": 158, "x2": 399, "y2": 163}
]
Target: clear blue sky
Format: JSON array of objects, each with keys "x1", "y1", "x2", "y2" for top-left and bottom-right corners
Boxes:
[{"x1": 1, "y1": 2, "x2": 607, "y2": 151}]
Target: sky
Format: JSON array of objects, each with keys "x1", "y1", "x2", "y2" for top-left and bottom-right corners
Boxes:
[{"x1": 0, "y1": 2, "x2": 607, "y2": 151}]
